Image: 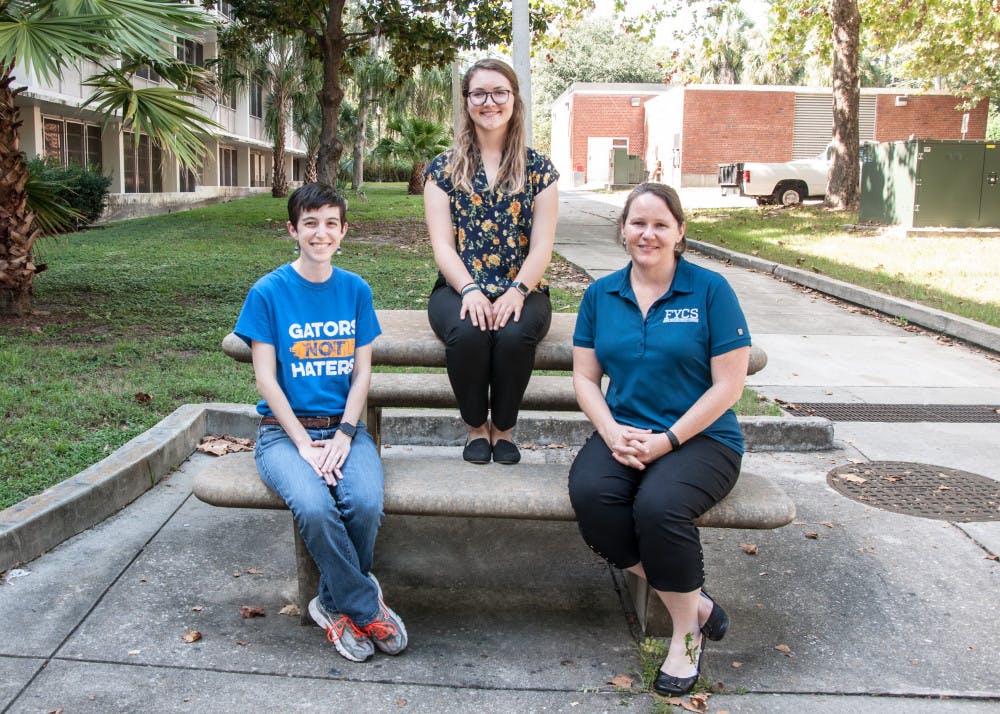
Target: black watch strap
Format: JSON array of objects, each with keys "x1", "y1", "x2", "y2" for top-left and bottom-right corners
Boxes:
[
  {"x1": 512, "y1": 281, "x2": 530, "y2": 296},
  {"x1": 339, "y1": 422, "x2": 358, "y2": 439}
]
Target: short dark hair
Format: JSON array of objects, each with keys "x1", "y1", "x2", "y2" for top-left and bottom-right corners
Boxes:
[
  {"x1": 287, "y1": 182, "x2": 347, "y2": 225},
  {"x1": 619, "y1": 182, "x2": 687, "y2": 256}
]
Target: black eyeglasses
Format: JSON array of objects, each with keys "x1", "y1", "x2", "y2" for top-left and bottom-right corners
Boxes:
[{"x1": 464, "y1": 89, "x2": 512, "y2": 106}]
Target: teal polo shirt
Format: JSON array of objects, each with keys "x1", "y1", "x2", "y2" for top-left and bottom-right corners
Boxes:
[{"x1": 573, "y1": 258, "x2": 751, "y2": 454}]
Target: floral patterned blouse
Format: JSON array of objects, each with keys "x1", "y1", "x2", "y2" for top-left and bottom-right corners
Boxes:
[{"x1": 425, "y1": 148, "x2": 559, "y2": 298}]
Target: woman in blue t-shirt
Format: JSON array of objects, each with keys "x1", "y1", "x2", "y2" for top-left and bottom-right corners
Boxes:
[
  {"x1": 424, "y1": 58, "x2": 559, "y2": 466},
  {"x1": 235, "y1": 183, "x2": 406, "y2": 664},
  {"x1": 569, "y1": 184, "x2": 751, "y2": 697}
]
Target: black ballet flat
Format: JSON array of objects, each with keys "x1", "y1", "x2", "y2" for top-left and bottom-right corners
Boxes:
[
  {"x1": 653, "y1": 640, "x2": 704, "y2": 698},
  {"x1": 462, "y1": 438, "x2": 492, "y2": 464},
  {"x1": 700, "y1": 589, "x2": 730, "y2": 641},
  {"x1": 491, "y1": 439, "x2": 521, "y2": 465}
]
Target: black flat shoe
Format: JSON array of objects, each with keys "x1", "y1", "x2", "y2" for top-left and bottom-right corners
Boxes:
[
  {"x1": 700, "y1": 589, "x2": 729, "y2": 641},
  {"x1": 462, "y1": 438, "x2": 491, "y2": 464},
  {"x1": 653, "y1": 640, "x2": 704, "y2": 698},
  {"x1": 491, "y1": 439, "x2": 521, "y2": 465}
]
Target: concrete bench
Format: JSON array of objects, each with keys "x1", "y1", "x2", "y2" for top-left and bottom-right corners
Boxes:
[{"x1": 196, "y1": 309, "x2": 793, "y2": 633}]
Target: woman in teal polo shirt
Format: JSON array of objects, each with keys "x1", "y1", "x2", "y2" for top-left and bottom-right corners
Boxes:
[{"x1": 569, "y1": 183, "x2": 751, "y2": 697}]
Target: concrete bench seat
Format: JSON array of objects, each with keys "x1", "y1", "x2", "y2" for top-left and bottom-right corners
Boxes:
[{"x1": 193, "y1": 451, "x2": 795, "y2": 630}]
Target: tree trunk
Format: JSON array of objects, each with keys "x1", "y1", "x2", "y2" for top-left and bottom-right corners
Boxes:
[
  {"x1": 0, "y1": 66, "x2": 41, "y2": 317},
  {"x1": 316, "y1": 0, "x2": 347, "y2": 186},
  {"x1": 351, "y1": 87, "x2": 369, "y2": 190},
  {"x1": 827, "y1": 0, "x2": 861, "y2": 211},
  {"x1": 272, "y1": 90, "x2": 288, "y2": 198},
  {"x1": 305, "y1": 149, "x2": 318, "y2": 182},
  {"x1": 407, "y1": 160, "x2": 426, "y2": 195}
]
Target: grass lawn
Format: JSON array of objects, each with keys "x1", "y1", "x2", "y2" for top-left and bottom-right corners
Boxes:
[{"x1": 687, "y1": 205, "x2": 1000, "y2": 328}]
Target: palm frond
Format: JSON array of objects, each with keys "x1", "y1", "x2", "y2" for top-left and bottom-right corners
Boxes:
[
  {"x1": 82, "y1": 70, "x2": 220, "y2": 169},
  {"x1": 25, "y1": 171, "x2": 84, "y2": 235},
  {"x1": 0, "y1": 11, "x2": 109, "y2": 83}
]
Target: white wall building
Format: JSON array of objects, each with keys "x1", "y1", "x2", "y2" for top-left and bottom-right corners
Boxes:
[{"x1": 12, "y1": 4, "x2": 308, "y2": 222}]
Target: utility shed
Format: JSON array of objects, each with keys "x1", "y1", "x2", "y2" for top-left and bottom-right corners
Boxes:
[{"x1": 859, "y1": 140, "x2": 1000, "y2": 228}]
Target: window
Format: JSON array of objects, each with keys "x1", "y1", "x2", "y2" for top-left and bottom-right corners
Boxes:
[
  {"x1": 136, "y1": 64, "x2": 160, "y2": 82},
  {"x1": 249, "y1": 81, "x2": 263, "y2": 118},
  {"x1": 219, "y1": 88, "x2": 237, "y2": 110},
  {"x1": 219, "y1": 146, "x2": 237, "y2": 186},
  {"x1": 124, "y1": 131, "x2": 163, "y2": 193},
  {"x1": 217, "y1": 1, "x2": 234, "y2": 19},
  {"x1": 250, "y1": 152, "x2": 267, "y2": 187},
  {"x1": 42, "y1": 117, "x2": 103, "y2": 169},
  {"x1": 177, "y1": 38, "x2": 204, "y2": 67}
]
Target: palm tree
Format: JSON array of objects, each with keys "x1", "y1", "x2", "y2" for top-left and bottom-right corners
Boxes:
[
  {"x1": 373, "y1": 117, "x2": 449, "y2": 195},
  {"x1": 346, "y1": 48, "x2": 396, "y2": 190},
  {"x1": 216, "y1": 29, "x2": 312, "y2": 198},
  {"x1": 0, "y1": 0, "x2": 218, "y2": 316}
]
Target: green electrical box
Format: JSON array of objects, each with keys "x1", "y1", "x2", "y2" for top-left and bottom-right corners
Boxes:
[
  {"x1": 611, "y1": 148, "x2": 645, "y2": 187},
  {"x1": 859, "y1": 139, "x2": 1000, "y2": 228}
]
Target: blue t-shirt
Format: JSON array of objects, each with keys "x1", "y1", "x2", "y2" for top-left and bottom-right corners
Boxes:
[
  {"x1": 573, "y1": 258, "x2": 751, "y2": 454},
  {"x1": 424, "y1": 148, "x2": 559, "y2": 297},
  {"x1": 234, "y1": 263, "x2": 382, "y2": 417}
]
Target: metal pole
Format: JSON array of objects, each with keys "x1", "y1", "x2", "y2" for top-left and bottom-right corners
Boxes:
[{"x1": 512, "y1": 0, "x2": 532, "y2": 146}]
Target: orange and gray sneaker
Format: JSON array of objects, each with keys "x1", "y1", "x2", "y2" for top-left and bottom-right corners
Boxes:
[
  {"x1": 308, "y1": 596, "x2": 374, "y2": 662},
  {"x1": 362, "y1": 574, "x2": 408, "y2": 655}
]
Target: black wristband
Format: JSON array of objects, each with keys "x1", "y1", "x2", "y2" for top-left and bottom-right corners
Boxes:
[
  {"x1": 461, "y1": 283, "x2": 481, "y2": 297},
  {"x1": 664, "y1": 428, "x2": 681, "y2": 450}
]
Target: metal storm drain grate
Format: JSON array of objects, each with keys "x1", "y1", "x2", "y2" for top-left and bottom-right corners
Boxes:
[
  {"x1": 827, "y1": 461, "x2": 1000, "y2": 521},
  {"x1": 784, "y1": 403, "x2": 1000, "y2": 422}
]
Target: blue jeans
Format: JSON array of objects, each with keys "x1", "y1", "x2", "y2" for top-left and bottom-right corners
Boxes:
[{"x1": 255, "y1": 423, "x2": 384, "y2": 626}]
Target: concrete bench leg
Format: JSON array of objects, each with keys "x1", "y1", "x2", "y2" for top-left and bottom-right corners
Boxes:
[
  {"x1": 624, "y1": 571, "x2": 671, "y2": 637},
  {"x1": 293, "y1": 525, "x2": 320, "y2": 626}
]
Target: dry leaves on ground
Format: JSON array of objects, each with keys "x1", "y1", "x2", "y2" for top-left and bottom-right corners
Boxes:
[
  {"x1": 663, "y1": 691, "x2": 710, "y2": 712},
  {"x1": 774, "y1": 643, "x2": 793, "y2": 657},
  {"x1": 608, "y1": 673, "x2": 633, "y2": 688},
  {"x1": 278, "y1": 604, "x2": 301, "y2": 616},
  {"x1": 181, "y1": 628, "x2": 202, "y2": 643},
  {"x1": 197, "y1": 434, "x2": 255, "y2": 456},
  {"x1": 239, "y1": 605, "x2": 266, "y2": 619},
  {"x1": 739, "y1": 543, "x2": 759, "y2": 555}
]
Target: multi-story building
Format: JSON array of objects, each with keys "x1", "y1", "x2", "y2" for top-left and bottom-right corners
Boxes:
[{"x1": 12, "y1": 3, "x2": 308, "y2": 222}]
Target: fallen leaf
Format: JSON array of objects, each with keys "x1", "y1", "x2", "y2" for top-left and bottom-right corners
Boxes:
[
  {"x1": 245, "y1": 567, "x2": 264, "y2": 575},
  {"x1": 820, "y1": 521, "x2": 834, "y2": 528},
  {"x1": 679, "y1": 691, "x2": 709, "y2": 712},
  {"x1": 986, "y1": 555, "x2": 998, "y2": 561},
  {"x1": 239, "y1": 605, "x2": 266, "y2": 619},
  {"x1": 191, "y1": 605, "x2": 204, "y2": 612},
  {"x1": 232, "y1": 572, "x2": 241, "y2": 578},
  {"x1": 396, "y1": 699, "x2": 407, "y2": 707},
  {"x1": 774, "y1": 644, "x2": 792, "y2": 656},
  {"x1": 236, "y1": 640, "x2": 249, "y2": 646},
  {"x1": 608, "y1": 673, "x2": 633, "y2": 688},
  {"x1": 134, "y1": 392, "x2": 153, "y2": 404},
  {"x1": 47, "y1": 709, "x2": 63, "y2": 714},
  {"x1": 840, "y1": 474, "x2": 867, "y2": 484},
  {"x1": 127, "y1": 649, "x2": 141, "y2": 656},
  {"x1": 181, "y1": 628, "x2": 202, "y2": 643},
  {"x1": 731, "y1": 661, "x2": 743, "y2": 668},
  {"x1": 739, "y1": 543, "x2": 759, "y2": 555},
  {"x1": 804, "y1": 531, "x2": 819, "y2": 539},
  {"x1": 197, "y1": 434, "x2": 255, "y2": 456},
  {"x1": 278, "y1": 604, "x2": 301, "y2": 616},
  {"x1": 937, "y1": 485, "x2": 951, "y2": 491}
]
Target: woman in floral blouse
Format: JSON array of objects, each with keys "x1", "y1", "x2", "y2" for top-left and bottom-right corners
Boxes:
[{"x1": 424, "y1": 58, "x2": 559, "y2": 466}]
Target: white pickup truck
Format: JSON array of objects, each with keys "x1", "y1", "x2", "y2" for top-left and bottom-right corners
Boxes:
[{"x1": 718, "y1": 145, "x2": 833, "y2": 206}]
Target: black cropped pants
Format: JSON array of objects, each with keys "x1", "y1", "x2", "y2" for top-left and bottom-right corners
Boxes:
[
  {"x1": 568, "y1": 432, "x2": 741, "y2": 593},
  {"x1": 428, "y1": 283, "x2": 552, "y2": 431}
]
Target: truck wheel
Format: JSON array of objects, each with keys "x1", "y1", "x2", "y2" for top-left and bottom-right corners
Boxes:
[{"x1": 776, "y1": 185, "x2": 804, "y2": 206}]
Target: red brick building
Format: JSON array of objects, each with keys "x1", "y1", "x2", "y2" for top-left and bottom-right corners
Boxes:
[{"x1": 550, "y1": 83, "x2": 989, "y2": 188}]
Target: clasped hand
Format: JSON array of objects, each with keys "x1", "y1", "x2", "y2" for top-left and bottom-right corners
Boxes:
[
  {"x1": 298, "y1": 431, "x2": 352, "y2": 485},
  {"x1": 460, "y1": 287, "x2": 524, "y2": 331},
  {"x1": 609, "y1": 426, "x2": 670, "y2": 470}
]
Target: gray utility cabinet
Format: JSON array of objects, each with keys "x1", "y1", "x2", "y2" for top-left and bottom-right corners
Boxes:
[{"x1": 859, "y1": 139, "x2": 999, "y2": 228}]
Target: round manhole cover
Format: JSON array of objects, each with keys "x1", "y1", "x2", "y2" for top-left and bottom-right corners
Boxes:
[{"x1": 827, "y1": 461, "x2": 1000, "y2": 521}]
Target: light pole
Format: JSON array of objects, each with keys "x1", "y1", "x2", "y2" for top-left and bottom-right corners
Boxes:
[{"x1": 512, "y1": 0, "x2": 532, "y2": 145}]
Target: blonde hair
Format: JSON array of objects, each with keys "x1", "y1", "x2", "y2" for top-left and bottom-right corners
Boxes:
[{"x1": 450, "y1": 59, "x2": 527, "y2": 195}]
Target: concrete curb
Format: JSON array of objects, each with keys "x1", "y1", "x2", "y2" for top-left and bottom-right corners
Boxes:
[
  {"x1": 689, "y1": 238, "x2": 1000, "y2": 355},
  {"x1": 0, "y1": 403, "x2": 829, "y2": 573}
]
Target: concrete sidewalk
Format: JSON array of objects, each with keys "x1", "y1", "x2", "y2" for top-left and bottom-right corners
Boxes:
[{"x1": 2, "y1": 188, "x2": 999, "y2": 713}]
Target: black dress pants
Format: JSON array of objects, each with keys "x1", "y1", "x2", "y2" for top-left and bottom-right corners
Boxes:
[
  {"x1": 428, "y1": 284, "x2": 552, "y2": 431},
  {"x1": 568, "y1": 432, "x2": 741, "y2": 593}
]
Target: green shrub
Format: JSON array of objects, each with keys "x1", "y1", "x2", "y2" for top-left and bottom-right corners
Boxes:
[{"x1": 27, "y1": 158, "x2": 112, "y2": 230}]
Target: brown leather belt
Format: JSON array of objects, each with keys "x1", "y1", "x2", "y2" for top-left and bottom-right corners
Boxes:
[{"x1": 260, "y1": 415, "x2": 342, "y2": 429}]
